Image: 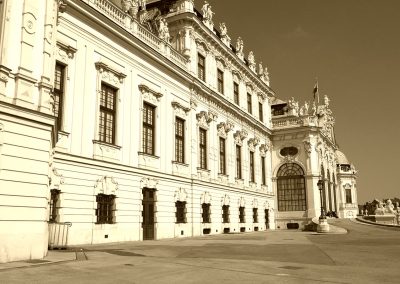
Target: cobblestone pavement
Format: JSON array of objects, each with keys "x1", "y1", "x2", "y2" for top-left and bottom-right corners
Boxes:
[{"x1": 1, "y1": 219, "x2": 399, "y2": 284}]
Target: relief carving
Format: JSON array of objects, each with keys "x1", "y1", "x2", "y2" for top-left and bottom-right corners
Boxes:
[
  {"x1": 141, "y1": 177, "x2": 158, "y2": 189},
  {"x1": 139, "y1": 84, "x2": 163, "y2": 104},
  {"x1": 217, "y1": 121, "x2": 234, "y2": 138},
  {"x1": 233, "y1": 130, "x2": 248, "y2": 145},
  {"x1": 171, "y1": 101, "x2": 190, "y2": 117},
  {"x1": 95, "y1": 176, "x2": 118, "y2": 195},
  {"x1": 196, "y1": 111, "x2": 214, "y2": 129},
  {"x1": 175, "y1": 187, "x2": 187, "y2": 202},
  {"x1": 201, "y1": 191, "x2": 212, "y2": 204}
]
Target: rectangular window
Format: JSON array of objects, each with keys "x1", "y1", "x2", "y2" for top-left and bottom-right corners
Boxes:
[
  {"x1": 249, "y1": 151, "x2": 255, "y2": 182},
  {"x1": 222, "y1": 205, "x2": 230, "y2": 223},
  {"x1": 175, "y1": 117, "x2": 185, "y2": 163},
  {"x1": 259, "y1": 102, "x2": 263, "y2": 122},
  {"x1": 247, "y1": 93, "x2": 252, "y2": 114},
  {"x1": 236, "y1": 145, "x2": 242, "y2": 179},
  {"x1": 96, "y1": 194, "x2": 115, "y2": 224},
  {"x1": 345, "y1": 188, "x2": 352, "y2": 203},
  {"x1": 143, "y1": 102, "x2": 155, "y2": 155},
  {"x1": 198, "y1": 53, "x2": 205, "y2": 82},
  {"x1": 239, "y1": 206, "x2": 245, "y2": 223},
  {"x1": 54, "y1": 63, "x2": 66, "y2": 131},
  {"x1": 199, "y1": 128, "x2": 207, "y2": 169},
  {"x1": 261, "y1": 156, "x2": 266, "y2": 185},
  {"x1": 176, "y1": 201, "x2": 187, "y2": 223},
  {"x1": 233, "y1": 82, "x2": 239, "y2": 105},
  {"x1": 202, "y1": 203, "x2": 211, "y2": 223},
  {"x1": 217, "y1": 69, "x2": 224, "y2": 94},
  {"x1": 99, "y1": 84, "x2": 117, "y2": 144},
  {"x1": 253, "y1": 208, "x2": 258, "y2": 223},
  {"x1": 219, "y1": 137, "x2": 226, "y2": 174},
  {"x1": 49, "y1": 189, "x2": 61, "y2": 223}
]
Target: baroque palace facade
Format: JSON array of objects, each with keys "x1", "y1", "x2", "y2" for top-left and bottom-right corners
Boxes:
[{"x1": 0, "y1": 0, "x2": 358, "y2": 262}]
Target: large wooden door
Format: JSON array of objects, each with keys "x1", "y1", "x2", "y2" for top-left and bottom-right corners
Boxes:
[{"x1": 142, "y1": 188, "x2": 155, "y2": 240}]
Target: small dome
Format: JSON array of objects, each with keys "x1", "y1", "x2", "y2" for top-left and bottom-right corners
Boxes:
[{"x1": 335, "y1": 150, "x2": 349, "y2": 165}]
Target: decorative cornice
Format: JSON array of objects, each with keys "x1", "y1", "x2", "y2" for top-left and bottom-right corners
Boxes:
[
  {"x1": 139, "y1": 84, "x2": 163, "y2": 102},
  {"x1": 95, "y1": 62, "x2": 126, "y2": 83}
]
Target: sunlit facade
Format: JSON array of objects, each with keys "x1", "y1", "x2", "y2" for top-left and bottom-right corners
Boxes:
[{"x1": 0, "y1": 0, "x2": 357, "y2": 263}]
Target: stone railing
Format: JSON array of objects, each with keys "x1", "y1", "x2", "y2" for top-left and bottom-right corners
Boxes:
[
  {"x1": 272, "y1": 115, "x2": 317, "y2": 129},
  {"x1": 84, "y1": 0, "x2": 188, "y2": 69},
  {"x1": 339, "y1": 203, "x2": 358, "y2": 209}
]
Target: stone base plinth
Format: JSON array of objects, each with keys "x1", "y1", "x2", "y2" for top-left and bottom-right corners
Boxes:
[{"x1": 317, "y1": 218, "x2": 330, "y2": 233}]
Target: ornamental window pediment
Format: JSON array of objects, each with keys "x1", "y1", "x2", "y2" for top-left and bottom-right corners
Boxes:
[
  {"x1": 171, "y1": 101, "x2": 190, "y2": 117},
  {"x1": 175, "y1": 187, "x2": 188, "y2": 202},
  {"x1": 139, "y1": 84, "x2": 163, "y2": 105},
  {"x1": 56, "y1": 41, "x2": 77, "y2": 62},
  {"x1": 247, "y1": 137, "x2": 260, "y2": 152},
  {"x1": 95, "y1": 176, "x2": 118, "y2": 195},
  {"x1": 195, "y1": 38, "x2": 211, "y2": 54},
  {"x1": 232, "y1": 70, "x2": 243, "y2": 82},
  {"x1": 233, "y1": 129, "x2": 248, "y2": 146},
  {"x1": 196, "y1": 110, "x2": 216, "y2": 129},
  {"x1": 95, "y1": 62, "x2": 126, "y2": 88},
  {"x1": 217, "y1": 121, "x2": 234, "y2": 138},
  {"x1": 215, "y1": 56, "x2": 227, "y2": 70}
]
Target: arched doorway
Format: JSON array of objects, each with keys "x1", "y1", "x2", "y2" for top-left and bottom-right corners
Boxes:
[{"x1": 277, "y1": 163, "x2": 306, "y2": 211}]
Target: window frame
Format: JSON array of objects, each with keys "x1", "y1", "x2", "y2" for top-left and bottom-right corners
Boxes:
[
  {"x1": 222, "y1": 205, "x2": 230, "y2": 223},
  {"x1": 345, "y1": 188, "x2": 352, "y2": 204},
  {"x1": 198, "y1": 53, "x2": 206, "y2": 82},
  {"x1": 199, "y1": 128, "x2": 207, "y2": 169},
  {"x1": 176, "y1": 201, "x2": 187, "y2": 223},
  {"x1": 217, "y1": 68, "x2": 224, "y2": 94},
  {"x1": 54, "y1": 62, "x2": 66, "y2": 131},
  {"x1": 219, "y1": 137, "x2": 226, "y2": 174},
  {"x1": 202, "y1": 203, "x2": 211, "y2": 223},
  {"x1": 98, "y1": 83, "x2": 117, "y2": 145},
  {"x1": 259, "y1": 101, "x2": 263, "y2": 122},
  {"x1": 142, "y1": 102, "x2": 156, "y2": 155},
  {"x1": 236, "y1": 145, "x2": 242, "y2": 179},
  {"x1": 261, "y1": 156, "x2": 266, "y2": 185},
  {"x1": 249, "y1": 151, "x2": 255, "y2": 182},
  {"x1": 175, "y1": 117, "x2": 185, "y2": 163},
  {"x1": 233, "y1": 82, "x2": 239, "y2": 105},
  {"x1": 277, "y1": 163, "x2": 307, "y2": 212},
  {"x1": 239, "y1": 206, "x2": 245, "y2": 223},
  {"x1": 96, "y1": 194, "x2": 115, "y2": 224}
]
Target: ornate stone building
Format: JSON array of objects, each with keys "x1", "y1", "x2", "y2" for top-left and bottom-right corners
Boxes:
[{"x1": 0, "y1": 0, "x2": 357, "y2": 263}]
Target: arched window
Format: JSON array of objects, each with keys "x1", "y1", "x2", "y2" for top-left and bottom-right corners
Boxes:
[{"x1": 277, "y1": 163, "x2": 306, "y2": 211}]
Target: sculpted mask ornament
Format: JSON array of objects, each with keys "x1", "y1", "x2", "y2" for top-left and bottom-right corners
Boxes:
[
  {"x1": 233, "y1": 130, "x2": 248, "y2": 145},
  {"x1": 303, "y1": 140, "x2": 312, "y2": 156}
]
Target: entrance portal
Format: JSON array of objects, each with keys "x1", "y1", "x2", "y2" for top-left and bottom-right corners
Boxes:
[{"x1": 142, "y1": 188, "x2": 156, "y2": 240}]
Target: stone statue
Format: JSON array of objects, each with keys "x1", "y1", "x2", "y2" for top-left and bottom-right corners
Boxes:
[
  {"x1": 385, "y1": 199, "x2": 395, "y2": 214},
  {"x1": 201, "y1": 1, "x2": 214, "y2": 23},
  {"x1": 258, "y1": 62, "x2": 264, "y2": 77},
  {"x1": 248, "y1": 51, "x2": 255, "y2": 66},
  {"x1": 264, "y1": 67, "x2": 270, "y2": 84},
  {"x1": 121, "y1": 0, "x2": 133, "y2": 13},
  {"x1": 304, "y1": 101, "x2": 309, "y2": 114},
  {"x1": 311, "y1": 101, "x2": 317, "y2": 116},
  {"x1": 374, "y1": 200, "x2": 385, "y2": 215},
  {"x1": 220, "y1": 22, "x2": 227, "y2": 37},
  {"x1": 236, "y1": 37, "x2": 244, "y2": 54},
  {"x1": 324, "y1": 94, "x2": 330, "y2": 107},
  {"x1": 158, "y1": 18, "x2": 170, "y2": 43}
]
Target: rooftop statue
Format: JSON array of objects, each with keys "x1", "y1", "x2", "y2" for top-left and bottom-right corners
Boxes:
[
  {"x1": 248, "y1": 51, "x2": 255, "y2": 65},
  {"x1": 324, "y1": 94, "x2": 330, "y2": 107},
  {"x1": 236, "y1": 37, "x2": 244, "y2": 55},
  {"x1": 158, "y1": 18, "x2": 170, "y2": 43},
  {"x1": 202, "y1": 1, "x2": 214, "y2": 25},
  {"x1": 258, "y1": 62, "x2": 264, "y2": 77},
  {"x1": 304, "y1": 101, "x2": 309, "y2": 114},
  {"x1": 219, "y1": 22, "x2": 231, "y2": 46}
]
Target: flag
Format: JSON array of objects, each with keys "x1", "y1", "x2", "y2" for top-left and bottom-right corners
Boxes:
[{"x1": 313, "y1": 81, "x2": 318, "y2": 100}]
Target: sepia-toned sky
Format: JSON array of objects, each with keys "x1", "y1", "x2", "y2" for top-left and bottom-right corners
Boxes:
[{"x1": 194, "y1": 0, "x2": 400, "y2": 203}]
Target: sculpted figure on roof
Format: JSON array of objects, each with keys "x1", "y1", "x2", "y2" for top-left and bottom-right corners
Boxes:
[
  {"x1": 202, "y1": 1, "x2": 214, "y2": 25},
  {"x1": 158, "y1": 18, "x2": 170, "y2": 43},
  {"x1": 236, "y1": 37, "x2": 244, "y2": 55}
]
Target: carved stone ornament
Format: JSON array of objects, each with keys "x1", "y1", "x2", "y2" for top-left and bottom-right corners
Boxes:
[
  {"x1": 49, "y1": 167, "x2": 65, "y2": 190},
  {"x1": 257, "y1": 93, "x2": 267, "y2": 103},
  {"x1": 247, "y1": 137, "x2": 260, "y2": 152},
  {"x1": 171, "y1": 101, "x2": 190, "y2": 117},
  {"x1": 175, "y1": 187, "x2": 187, "y2": 202},
  {"x1": 217, "y1": 121, "x2": 234, "y2": 138},
  {"x1": 139, "y1": 84, "x2": 163, "y2": 104},
  {"x1": 141, "y1": 177, "x2": 158, "y2": 189},
  {"x1": 95, "y1": 176, "x2": 118, "y2": 195},
  {"x1": 196, "y1": 111, "x2": 214, "y2": 129},
  {"x1": 303, "y1": 140, "x2": 313, "y2": 156},
  {"x1": 238, "y1": 196, "x2": 245, "y2": 207},
  {"x1": 259, "y1": 143, "x2": 270, "y2": 157},
  {"x1": 58, "y1": 0, "x2": 67, "y2": 13},
  {"x1": 233, "y1": 130, "x2": 248, "y2": 146},
  {"x1": 252, "y1": 198, "x2": 258, "y2": 208},
  {"x1": 201, "y1": 1, "x2": 214, "y2": 28},
  {"x1": 283, "y1": 155, "x2": 296, "y2": 163},
  {"x1": 57, "y1": 42, "x2": 77, "y2": 61},
  {"x1": 95, "y1": 62, "x2": 126, "y2": 86},
  {"x1": 222, "y1": 194, "x2": 230, "y2": 206},
  {"x1": 201, "y1": 191, "x2": 212, "y2": 204}
]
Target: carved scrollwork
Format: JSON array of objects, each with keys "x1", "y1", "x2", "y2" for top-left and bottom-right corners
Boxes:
[
  {"x1": 96, "y1": 62, "x2": 126, "y2": 88},
  {"x1": 141, "y1": 177, "x2": 158, "y2": 189},
  {"x1": 139, "y1": 84, "x2": 163, "y2": 104},
  {"x1": 196, "y1": 111, "x2": 215, "y2": 129},
  {"x1": 221, "y1": 194, "x2": 230, "y2": 206},
  {"x1": 238, "y1": 196, "x2": 245, "y2": 207},
  {"x1": 247, "y1": 137, "x2": 260, "y2": 152},
  {"x1": 217, "y1": 121, "x2": 234, "y2": 138},
  {"x1": 175, "y1": 187, "x2": 187, "y2": 202},
  {"x1": 171, "y1": 101, "x2": 190, "y2": 117},
  {"x1": 201, "y1": 191, "x2": 212, "y2": 204},
  {"x1": 95, "y1": 176, "x2": 118, "y2": 195},
  {"x1": 233, "y1": 130, "x2": 248, "y2": 146}
]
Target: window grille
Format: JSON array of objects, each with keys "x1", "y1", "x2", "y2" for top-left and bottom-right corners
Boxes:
[
  {"x1": 99, "y1": 84, "x2": 117, "y2": 144},
  {"x1": 176, "y1": 201, "x2": 187, "y2": 223},
  {"x1": 277, "y1": 163, "x2": 307, "y2": 211},
  {"x1": 202, "y1": 203, "x2": 211, "y2": 223},
  {"x1": 49, "y1": 189, "x2": 61, "y2": 222},
  {"x1": 222, "y1": 205, "x2": 230, "y2": 223},
  {"x1": 54, "y1": 63, "x2": 66, "y2": 131},
  {"x1": 96, "y1": 194, "x2": 115, "y2": 224},
  {"x1": 199, "y1": 128, "x2": 207, "y2": 169},
  {"x1": 143, "y1": 102, "x2": 155, "y2": 155}
]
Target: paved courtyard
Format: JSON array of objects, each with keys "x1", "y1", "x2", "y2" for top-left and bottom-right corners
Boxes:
[{"x1": 1, "y1": 219, "x2": 399, "y2": 283}]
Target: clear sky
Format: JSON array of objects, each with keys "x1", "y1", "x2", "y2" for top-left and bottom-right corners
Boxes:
[{"x1": 194, "y1": 0, "x2": 400, "y2": 203}]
